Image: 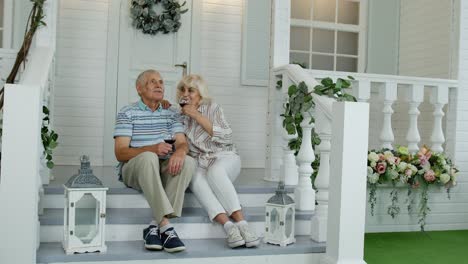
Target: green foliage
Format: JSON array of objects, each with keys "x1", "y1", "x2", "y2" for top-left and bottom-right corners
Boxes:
[
  {"x1": 41, "y1": 106, "x2": 58, "y2": 169},
  {"x1": 281, "y1": 76, "x2": 357, "y2": 182},
  {"x1": 313, "y1": 76, "x2": 357, "y2": 102}
]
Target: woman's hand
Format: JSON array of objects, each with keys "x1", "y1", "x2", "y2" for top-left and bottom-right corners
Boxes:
[{"x1": 181, "y1": 104, "x2": 200, "y2": 119}]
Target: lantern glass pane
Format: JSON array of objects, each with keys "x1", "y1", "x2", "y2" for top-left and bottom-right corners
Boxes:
[
  {"x1": 285, "y1": 207, "x2": 294, "y2": 237},
  {"x1": 75, "y1": 193, "x2": 99, "y2": 244},
  {"x1": 270, "y1": 208, "x2": 279, "y2": 234}
]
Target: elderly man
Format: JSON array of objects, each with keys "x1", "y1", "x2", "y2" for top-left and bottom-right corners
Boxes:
[{"x1": 114, "y1": 69, "x2": 195, "y2": 252}]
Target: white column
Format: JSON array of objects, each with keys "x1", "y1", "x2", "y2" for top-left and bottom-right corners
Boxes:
[
  {"x1": 0, "y1": 84, "x2": 42, "y2": 264},
  {"x1": 352, "y1": 79, "x2": 371, "y2": 102},
  {"x1": 295, "y1": 114, "x2": 316, "y2": 211},
  {"x1": 406, "y1": 84, "x2": 424, "y2": 153},
  {"x1": 311, "y1": 109, "x2": 331, "y2": 242},
  {"x1": 270, "y1": 0, "x2": 290, "y2": 68},
  {"x1": 379, "y1": 82, "x2": 397, "y2": 149},
  {"x1": 430, "y1": 85, "x2": 448, "y2": 152},
  {"x1": 322, "y1": 102, "x2": 369, "y2": 264}
]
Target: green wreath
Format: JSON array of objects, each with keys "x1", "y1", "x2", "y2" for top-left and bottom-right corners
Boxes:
[{"x1": 131, "y1": 0, "x2": 188, "y2": 35}]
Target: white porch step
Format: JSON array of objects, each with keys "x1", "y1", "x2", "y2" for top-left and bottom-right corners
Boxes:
[
  {"x1": 39, "y1": 207, "x2": 314, "y2": 242},
  {"x1": 43, "y1": 167, "x2": 295, "y2": 209},
  {"x1": 37, "y1": 237, "x2": 325, "y2": 264}
]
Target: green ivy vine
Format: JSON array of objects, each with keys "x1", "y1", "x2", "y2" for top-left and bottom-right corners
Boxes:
[
  {"x1": 280, "y1": 75, "x2": 356, "y2": 181},
  {"x1": 41, "y1": 106, "x2": 58, "y2": 169}
]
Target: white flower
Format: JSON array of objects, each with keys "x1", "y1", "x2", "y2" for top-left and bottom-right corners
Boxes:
[
  {"x1": 444, "y1": 165, "x2": 451, "y2": 172},
  {"x1": 408, "y1": 164, "x2": 418, "y2": 173},
  {"x1": 390, "y1": 170, "x2": 399, "y2": 180},
  {"x1": 368, "y1": 152, "x2": 379, "y2": 162},
  {"x1": 440, "y1": 173, "x2": 450, "y2": 184},
  {"x1": 397, "y1": 161, "x2": 408, "y2": 171},
  {"x1": 367, "y1": 166, "x2": 373, "y2": 176},
  {"x1": 368, "y1": 173, "x2": 379, "y2": 184},
  {"x1": 383, "y1": 151, "x2": 395, "y2": 164}
]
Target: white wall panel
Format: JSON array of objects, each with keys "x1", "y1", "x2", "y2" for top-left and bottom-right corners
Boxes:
[
  {"x1": 199, "y1": 0, "x2": 268, "y2": 168},
  {"x1": 53, "y1": 0, "x2": 109, "y2": 165},
  {"x1": 399, "y1": 0, "x2": 452, "y2": 78}
]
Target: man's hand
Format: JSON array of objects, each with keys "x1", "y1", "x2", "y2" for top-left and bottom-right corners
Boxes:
[
  {"x1": 154, "y1": 142, "x2": 173, "y2": 157},
  {"x1": 167, "y1": 149, "x2": 185, "y2": 175}
]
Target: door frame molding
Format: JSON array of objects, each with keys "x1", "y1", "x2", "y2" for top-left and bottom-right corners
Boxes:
[{"x1": 103, "y1": 0, "x2": 202, "y2": 165}]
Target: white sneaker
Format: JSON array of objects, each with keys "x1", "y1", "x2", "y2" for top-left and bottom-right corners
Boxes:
[
  {"x1": 226, "y1": 225, "x2": 245, "y2": 248},
  {"x1": 238, "y1": 224, "x2": 260, "y2": 248}
]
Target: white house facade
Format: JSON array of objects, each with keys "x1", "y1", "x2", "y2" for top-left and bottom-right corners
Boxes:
[{"x1": 0, "y1": 0, "x2": 468, "y2": 263}]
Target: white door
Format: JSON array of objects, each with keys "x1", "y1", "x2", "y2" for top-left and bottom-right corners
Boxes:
[
  {"x1": 117, "y1": 0, "x2": 193, "y2": 110},
  {"x1": 104, "y1": 0, "x2": 193, "y2": 165}
]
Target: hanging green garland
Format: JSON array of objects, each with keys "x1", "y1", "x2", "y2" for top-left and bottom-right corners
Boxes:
[{"x1": 131, "y1": 0, "x2": 188, "y2": 35}]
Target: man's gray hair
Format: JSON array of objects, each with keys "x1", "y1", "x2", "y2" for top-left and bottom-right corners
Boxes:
[{"x1": 136, "y1": 69, "x2": 160, "y2": 87}]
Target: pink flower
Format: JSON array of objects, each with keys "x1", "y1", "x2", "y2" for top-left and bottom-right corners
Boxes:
[
  {"x1": 419, "y1": 155, "x2": 429, "y2": 165},
  {"x1": 376, "y1": 162, "x2": 387, "y2": 174},
  {"x1": 412, "y1": 181, "x2": 420, "y2": 189},
  {"x1": 394, "y1": 157, "x2": 401, "y2": 165},
  {"x1": 405, "y1": 168, "x2": 413, "y2": 177},
  {"x1": 379, "y1": 154, "x2": 385, "y2": 161},
  {"x1": 424, "y1": 170, "x2": 436, "y2": 182}
]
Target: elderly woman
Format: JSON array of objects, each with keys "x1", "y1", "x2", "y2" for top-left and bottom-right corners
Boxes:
[{"x1": 176, "y1": 74, "x2": 259, "y2": 248}]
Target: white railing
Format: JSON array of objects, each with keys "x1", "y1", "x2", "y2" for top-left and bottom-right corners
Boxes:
[
  {"x1": 0, "y1": 1, "x2": 57, "y2": 263},
  {"x1": 308, "y1": 70, "x2": 458, "y2": 155},
  {"x1": 269, "y1": 64, "x2": 370, "y2": 263}
]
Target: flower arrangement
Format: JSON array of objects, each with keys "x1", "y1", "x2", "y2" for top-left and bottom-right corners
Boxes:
[{"x1": 367, "y1": 145, "x2": 458, "y2": 231}]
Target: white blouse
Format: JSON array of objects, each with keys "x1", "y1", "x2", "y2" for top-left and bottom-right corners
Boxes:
[{"x1": 184, "y1": 101, "x2": 237, "y2": 169}]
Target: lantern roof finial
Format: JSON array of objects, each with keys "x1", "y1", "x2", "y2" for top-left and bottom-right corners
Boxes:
[
  {"x1": 267, "y1": 181, "x2": 294, "y2": 205},
  {"x1": 65, "y1": 155, "x2": 104, "y2": 188}
]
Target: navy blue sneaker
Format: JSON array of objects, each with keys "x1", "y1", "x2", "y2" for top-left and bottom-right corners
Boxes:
[
  {"x1": 160, "y1": 227, "x2": 186, "y2": 253},
  {"x1": 143, "y1": 225, "x2": 163, "y2": 250}
]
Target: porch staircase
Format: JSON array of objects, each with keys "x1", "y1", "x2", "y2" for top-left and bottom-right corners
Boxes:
[{"x1": 37, "y1": 166, "x2": 325, "y2": 264}]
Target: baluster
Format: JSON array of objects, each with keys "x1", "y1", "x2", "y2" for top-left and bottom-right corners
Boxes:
[
  {"x1": 295, "y1": 113, "x2": 316, "y2": 211},
  {"x1": 379, "y1": 82, "x2": 397, "y2": 150},
  {"x1": 282, "y1": 130, "x2": 299, "y2": 185},
  {"x1": 352, "y1": 79, "x2": 371, "y2": 102},
  {"x1": 311, "y1": 109, "x2": 331, "y2": 242},
  {"x1": 430, "y1": 85, "x2": 449, "y2": 152},
  {"x1": 406, "y1": 84, "x2": 424, "y2": 153}
]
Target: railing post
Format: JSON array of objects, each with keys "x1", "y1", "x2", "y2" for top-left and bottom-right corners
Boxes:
[
  {"x1": 430, "y1": 85, "x2": 448, "y2": 152},
  {"x1": 295, "y1": 113, "x2": 316, "y2": 211},
  {"x1": 0, "y1": 84, "x2": 42, "y2": 264},
  {"x1": 379, "y1": 82, "x2": 397, "y2": 149},
  {"x1": 322, "y1": 102, "x2": 369, "y2": 264},
  {"x1": 406, "y1": 84, "x2": 424, "y2": 153},
  {"x1": 311, "y1": 109, "x2": 331, "y2": 242}
]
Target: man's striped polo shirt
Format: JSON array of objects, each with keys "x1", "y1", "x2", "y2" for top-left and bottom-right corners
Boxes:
[{"x1": 113, "y1": 100, "x2": 184, "y2": 147}]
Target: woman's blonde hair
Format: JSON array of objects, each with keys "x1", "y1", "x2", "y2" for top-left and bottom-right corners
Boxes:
[{"x1": 176, "y1": 74, "x2": 211, "y2": 104}]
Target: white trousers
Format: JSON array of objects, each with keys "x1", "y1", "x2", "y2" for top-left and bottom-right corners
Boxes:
[{"x1": 189, "y1": 151, "x2": 242, "y2": 221}]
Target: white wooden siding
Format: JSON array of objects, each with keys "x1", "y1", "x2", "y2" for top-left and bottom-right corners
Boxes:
[
  {"x1": 53, "y1": 0, "x2": 109, "y2": 165},
  {"x1": 199, "y1": 0, "x2": 268, "y2": 168},
  {"x1": 399, "y1": 0, "x2": 452, "y2": 78}
]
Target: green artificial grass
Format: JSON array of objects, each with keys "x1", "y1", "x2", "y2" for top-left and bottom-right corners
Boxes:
[{"x1": 364, "y1": 230, "x2": 468, "y2": 264}]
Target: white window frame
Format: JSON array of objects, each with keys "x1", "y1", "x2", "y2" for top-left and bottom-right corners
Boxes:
[
  {"x1": 290, "y1": 0, "x2": 368, "y2": 72},
  {"x1": 1, "y1": 0, "x2": 13, "y2": 49}
]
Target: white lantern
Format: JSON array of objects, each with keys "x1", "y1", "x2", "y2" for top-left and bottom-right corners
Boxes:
[
  {"x1": 264, "y1": 181, "x2": 296, "y2": 247},
  {"x1": 63, "y1": 155, "x2": 108, "y2": 254}
]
